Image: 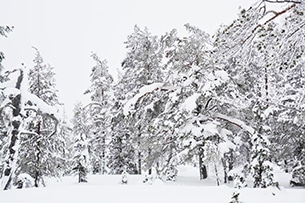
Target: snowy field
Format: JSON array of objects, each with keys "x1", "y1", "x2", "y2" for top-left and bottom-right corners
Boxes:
[{"x1": 0, "y1": 166, "x2": 304, "y2": 203}]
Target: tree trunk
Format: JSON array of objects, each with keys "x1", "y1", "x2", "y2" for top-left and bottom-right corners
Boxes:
[
  {"x1": 264, "y1": 65, "x2": 269, "y2": 108},
  {"x1": 222, "y1": 157, "x2": 228, "y2": 184},
  {"x1": 101, "y1": 136, "x2": 106, "y2": 175},
  {"x1": 214, "y1": 164, "x2": 220, "y2": 186},
  {"x1": 138, "y1": 151, "x2": 142, "y2": 175},
  {"x1": 199, "y1": 147, "x2": 207, "y2": 180},
  {"x1": 148, "y1": 148, "x2": 152, "y2": 175},
  {"x1": 2, "y1": 70, "x2": 23, "y2": 190},
  {"x1": 34, "y1": 121, "x2": 44, "y2": 187},
  {"x1": 137, "y1": 134, "x2": 141, "y2": 175}
]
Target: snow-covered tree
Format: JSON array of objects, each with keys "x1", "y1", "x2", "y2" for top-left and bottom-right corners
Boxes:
[
  {"x1": 107, "y1": 131, "x2": 138, "y2": 174},
  {"x1": 0, "y1": 69, "x2": 24, "y2": 190},
  {"x1": 84, "y1": 53, "x2": 114, "y2": 174},
  {"x1": 14, "y1": 48, "x2": 64, "y2": 187},
  {"x1": 0, "y1": 65, "x2": 59, "y2": 190},
  {"x1": 0, "y1": 26, "x2": 13, "y2": 180},
  {"x1": 0, "y1": 26, "x2": 13, "y2": 82},
  {"x1": 71, "y1": 102, "x2": 90, "y2": 183},
  {"x1": 120, "y1": 25, "x2": 163, "y2": 96},
  {"x1": 211, "y1": 0, "x2": 305, "y2": 187},
  {"x1": 114, "y1": 26, "x2": 165, "y2": 175},
  {"x1": 28, "y1": 47, "x2": 59, "y2": 106}
]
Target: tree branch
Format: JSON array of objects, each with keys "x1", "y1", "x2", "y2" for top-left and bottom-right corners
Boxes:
[
  {"x1": 263, "y1": 3, "x2": 297, "y2": 25},
  {"x1": 263, "y1": 0, "x2": 301, "y2": 4}
]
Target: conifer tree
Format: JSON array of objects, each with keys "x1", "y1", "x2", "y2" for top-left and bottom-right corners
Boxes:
[
  {"x1": 16, "y1": 48, "x2": 62, "y2": 187},
  {"x1": 71, "y1": 102, "x2": 89, "y2": 183},
  {"x1": 115, "y1": 26, "x2": 164, "y2": 175},
  {"x1": 84, "y1": 53, "x2": 114, "y2": 174},
  {"x1": 28, "y1": 47, "x2": 58, "y2": 105}
]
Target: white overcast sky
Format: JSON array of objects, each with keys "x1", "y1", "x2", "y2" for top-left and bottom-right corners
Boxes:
[{"x1": 0, "y1": 0, "x2": 257, "y2": 118}]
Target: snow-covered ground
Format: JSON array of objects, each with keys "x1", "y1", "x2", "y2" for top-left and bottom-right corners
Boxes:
[{"x1": 0, "y1": 166, "x2": 304, "y2": 203}]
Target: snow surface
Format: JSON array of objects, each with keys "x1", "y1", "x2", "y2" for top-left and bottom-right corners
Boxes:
[{"x1": 0, "y1": 166, "x2": 304, "y2": 203}]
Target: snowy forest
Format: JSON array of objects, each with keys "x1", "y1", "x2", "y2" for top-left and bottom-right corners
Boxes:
[{"x1": 0, "y1": 0, "x2": 305, "y2": 199}]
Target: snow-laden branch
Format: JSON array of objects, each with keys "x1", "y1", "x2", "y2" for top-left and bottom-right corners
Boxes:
[
  {"x1": 213, "y1": 113, "x2": 255, "y2": 135},
  {"x1": 123, "y1": 83, "x2": 163, "y2": 115},
  {"x1": 22, "y1": 91, "x2": 59, "y2": 117}
]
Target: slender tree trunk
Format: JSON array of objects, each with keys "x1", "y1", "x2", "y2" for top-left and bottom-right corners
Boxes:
[
  {"x1": 214, "y1": 164, "x2": 220, "y2": 186},
  {"x1": 148, "y1": 148, "x2": 152, "y2": 175},
  {"x1": 264, "y1": 66, "x2": 269, "y2": 108},
  {"x1": 199, "y1": 147, "x2": 207, "y2": 180},
  {"x1": 2, "y1": 70, "x2": 23, "y2": 190},
  {"x1": 34, "y1": 121, "x2": 44, "y2": 187},
  {"x1": 101, "y1": 136, "x2": 106, "y2": 175},
  {"x1": 222, "y1": 158, "x2": 228, "y2": 184},
  {"x1": 137, "y1": 134, "x2": 141, "y2": 175}
]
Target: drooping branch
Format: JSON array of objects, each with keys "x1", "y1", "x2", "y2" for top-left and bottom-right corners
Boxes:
[{"x1": 213, "y1": 113, "x2": 255, "y2": 135}]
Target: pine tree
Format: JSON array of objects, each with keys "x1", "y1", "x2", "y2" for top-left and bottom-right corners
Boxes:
[
  {"x1": 120, "y1": 25, "x2": 163, "y2": 97},
  {"x1": 28, "y1": 47, "x2": 59, "y2": 105},
  {"x1": 1, "y1": 69, "x2": 24, "y2": 190},
  {"x1": 211, "y1": 1, "x2": 305, "y2": 187},
  {"x1": 15, "y1": 48, "x2": 63, "y2": 187},
  {"x1": 71, "y1": 102, "x2": 89, "y2": 183},
  {"x1": 0, "y1": 26, "x2": 13, "y2": 82},
  {"x1": 0, "y1": 25, "x2": 13, "y2": 180},
  {"x1": 0, "y1": 66, "x2": 59, "y2": 190},
  {"x1": 84, "y1": 53, "x2": 114, "y2": 174},
  {"x1": 114, "y1": 26, "x2": 164, "y2": 175},
  {"x1": 107, "y1": 132, "x2": 138, "y2": 174}
]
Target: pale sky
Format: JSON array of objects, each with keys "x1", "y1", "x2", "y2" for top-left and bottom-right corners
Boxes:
[{"x1": 0, "y1": 0, "x2": 257, "y2": 118}]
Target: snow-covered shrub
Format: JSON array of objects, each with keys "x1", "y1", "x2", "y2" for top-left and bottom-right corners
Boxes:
[
  {"x1": 15, "y1": 173, "x2": 34, "y2": 189},
  {"x1": 250, "y1": 148, "x2": 277, "y2": 188},
  {"x1": 165, "y1": 165, "x2": 178, "y2": 181},
  {"x1": 121, "y1": 170, "x2": 128, "y2": 184},
  {"x1": 290, "y1": 164, "x2": 305, "y2": 187},
  {"x1": 143, "y1": 175, "x2": 153, "y2": 185},
  {"x1": 229, "y1": 192, "x2": 243, "y2": 203},
  {"x1": 228, "y1": 167, "x2": 247, "y2": 188},
  {"x1": 72, "y1": 160, "x2": 88, "y2": 183},
  {"x1": 233, "y1": 175, "x2": 247, "y2": 189}
]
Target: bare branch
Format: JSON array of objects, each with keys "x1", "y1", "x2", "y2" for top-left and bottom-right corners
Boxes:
[{"x1": 263, "y1": 3, "x2": 297, "y2": 25}]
